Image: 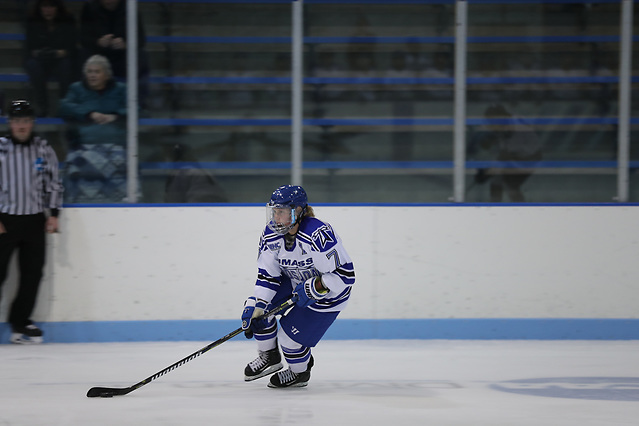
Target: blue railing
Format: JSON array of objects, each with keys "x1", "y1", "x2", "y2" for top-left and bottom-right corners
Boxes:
[
  {"x1": 1, "y1": 4, "x2": 634, "y2": 175},
  {"x1": 2, "y1": 33, "x2": 637, "y2": 44},
  {"x1": 3, "y1": 116, "x2": 637, "y2": 127},
  {"x1": 139, "y1": 160, "x2": 639, "y2": 171},
  {"x1": 3, "y1": 74, "x2": 635, "y2": 85}
]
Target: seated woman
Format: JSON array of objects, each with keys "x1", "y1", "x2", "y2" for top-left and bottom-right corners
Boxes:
[{"x1": 58, "y1": 54, "x2": 128, "y2": 203}]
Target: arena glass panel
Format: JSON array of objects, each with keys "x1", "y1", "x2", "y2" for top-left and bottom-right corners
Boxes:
[
  {"x1": 138, "y1": 1, "x2": 292, "y2": 204},
  {"x1": 2, "y1": 0, "x2": 634, "y2": 205},
  {"x1": 302, "y1": 2, "x2": 456, "y2": 203},
  {"x1": 465, "y1": 1, "x2": 622, "y2": 203}
]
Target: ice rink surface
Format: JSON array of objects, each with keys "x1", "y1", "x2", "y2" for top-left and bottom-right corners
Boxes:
[{"x1": 1, "y1": 339, "x2": 638, "y2": 426}]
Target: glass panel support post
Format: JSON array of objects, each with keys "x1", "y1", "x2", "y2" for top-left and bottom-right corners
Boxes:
[
  {"x1": 126, "y1": 0, "x2": 139, "y2": 203},
  {"x1": 291, "y1": 0, "x2": 304, "y2": 186},
  {"x1": 616, "y1": 0, "x2": 633, "y2": 202},
  {"x1": 453, "y1": 0, "x2": 468, "y2": 202}
]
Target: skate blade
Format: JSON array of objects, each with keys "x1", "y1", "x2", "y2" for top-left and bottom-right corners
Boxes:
[
  {"x1": 268, "y1": 380, "x2": 309, "y2": 389},
  {"x1": 244, "y1": 363, "x2": 283, "y2": 381},
  {"x1": 10, "y1": 334, "x2": 43, "y2": 345}
]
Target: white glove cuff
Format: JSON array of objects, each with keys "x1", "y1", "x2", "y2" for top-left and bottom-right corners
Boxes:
[{"x1": 304, "y1": 277, "x2": 329, "y2": 301}]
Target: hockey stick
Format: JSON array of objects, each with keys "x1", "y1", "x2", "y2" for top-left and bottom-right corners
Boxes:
[{"x1": 86, "y1": 296, "x2": 297, "y2": 398}]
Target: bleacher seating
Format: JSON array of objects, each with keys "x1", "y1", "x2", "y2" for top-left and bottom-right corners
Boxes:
[{"x1": 0, "y1": 0, "x2": 635, "y2": 203}]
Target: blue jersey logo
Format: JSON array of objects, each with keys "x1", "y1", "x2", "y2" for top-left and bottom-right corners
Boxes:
[
  {"x1": 34, "y1": 157, "x2": 44, "y2": 171},
  {"x1": 268, "y1": 242, "x2": 281, "y2": 251}
]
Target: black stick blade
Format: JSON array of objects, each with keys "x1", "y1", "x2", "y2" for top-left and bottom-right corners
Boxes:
[{"x1": 86, "y1": 386, "x2": 132, "y2": 398}]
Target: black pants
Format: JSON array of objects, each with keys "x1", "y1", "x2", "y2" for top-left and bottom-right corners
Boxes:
[{"x1": 0, "y1": 213, "x2": 46, "y2": 329}]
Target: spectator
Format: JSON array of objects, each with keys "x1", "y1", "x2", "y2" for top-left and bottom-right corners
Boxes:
[
  {"x1": 79, "y1": 0, "x2": 149, "y2": 106},
  {"x1": 345, "y1": 13, "x2": 378, "y2": 102},
  {"x1": 24, "y1": 0, "x2": 78, "y2": 117},
  {"x1": 470, "y1": 104, "x2": 543, "y2": 202},
  {"x1": 164, "y1": 144, "x2": 228, "y2": 203},
  {"x1": 423, "y1": 50, "x2": 453, "y2": 79},
  {"x1": 313, "y1": 51, "x2": 341, "y2": 79},
  {"x1": 58, "y1": 55, "x2": 128, "y2": 203},
  {"x1": 0, "y1": 100, "x2": 63, "y2": 344}
]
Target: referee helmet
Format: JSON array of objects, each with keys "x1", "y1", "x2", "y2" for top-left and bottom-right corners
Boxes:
[{"x1": 8, "y1": 100, "x2": 36, "y2": 118}]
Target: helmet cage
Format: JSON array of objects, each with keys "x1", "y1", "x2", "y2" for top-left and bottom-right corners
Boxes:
[
  {"x1": 265, "y1": 185, "x2": 307, "y2": 235},
  {"x1": 266, "y1": 204, "x2": 298, "y2": 235}
]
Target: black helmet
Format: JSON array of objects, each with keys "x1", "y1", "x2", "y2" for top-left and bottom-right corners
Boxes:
[{"x1": 8, "y1": 100, "x2": 35, "y2": 118}]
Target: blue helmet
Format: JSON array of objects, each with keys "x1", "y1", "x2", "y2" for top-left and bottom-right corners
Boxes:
[
  {"x1": 269, "y1": 185, "x2": 307, "y2": 209},
  {"x1": 266, "y1": 185, "x2": 308, "y2": 234}
]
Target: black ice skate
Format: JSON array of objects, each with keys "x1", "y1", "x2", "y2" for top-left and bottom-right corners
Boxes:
[
  {"x1": 11, "y1": 322, "x2": 43, "y2": 344},
  {"x1": 244, "y1": 347, "x2": 283, "y2": 381},
  {"x1": 268, "y1": 356, "x2": 314, "y2": 388}
]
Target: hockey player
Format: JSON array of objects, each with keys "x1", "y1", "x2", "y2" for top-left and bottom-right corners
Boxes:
[{"x1": 241, "y1": 185, "x2": 355, "y2": 388}]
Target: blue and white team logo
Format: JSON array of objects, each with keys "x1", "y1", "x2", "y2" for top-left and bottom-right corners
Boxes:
[
  {"x1": 312, "y1": 225, "x2": 335, "y2": 249},
  {"x1": 267, "y1": 242, "x2": 281, "y2": 251},
  {"x1": 34, "y1": 157, "x2": 44, "y2": 171},
  {"x1": 491, "y1": 377, "x2": 639, "y2": 401}
]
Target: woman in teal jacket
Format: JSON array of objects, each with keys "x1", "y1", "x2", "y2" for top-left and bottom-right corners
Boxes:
[{"x1": 59, "y1": 54, "x2": 128, "y2": 203}]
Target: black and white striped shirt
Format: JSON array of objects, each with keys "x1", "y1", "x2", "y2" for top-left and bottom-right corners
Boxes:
[{"x1": 0, "y1": 135, "x2": 63, "y2": 215}]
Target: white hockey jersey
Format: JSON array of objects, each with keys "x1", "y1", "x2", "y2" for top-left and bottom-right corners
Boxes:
[{"x1": 253, "y1": 216, "x2": 355, "y2": 313}]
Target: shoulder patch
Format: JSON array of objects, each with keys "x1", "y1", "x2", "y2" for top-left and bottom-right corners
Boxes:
[
  {"x1": 298, "y1": 218, "x2": 337, "y2": 251},
  {"x1": 311, "y1": 225, "x2": 336, "y2": 249}
]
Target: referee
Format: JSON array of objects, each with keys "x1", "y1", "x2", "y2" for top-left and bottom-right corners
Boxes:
[{"x1": 0, "y1": 100, "x2": 63, "y2": 344}]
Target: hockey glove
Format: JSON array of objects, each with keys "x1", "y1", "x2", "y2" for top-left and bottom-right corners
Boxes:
[
  {"x1": 241, "y1": 296, "x2": 268, "y2": 339},
  {"x1": 294, "y1": 277, "x2": 329, "y2": 308}
]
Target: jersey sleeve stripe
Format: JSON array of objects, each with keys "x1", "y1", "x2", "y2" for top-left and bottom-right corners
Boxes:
[
  {"x1": 295, "y1": 231, "x2": 315, "y2": 248},
  {"x1": 311, "y1": 287, "x2": 352, "y2": 311},
  {"x1": 334, "y1": 263, "x2": 355, "y2": 285},
  {"x1": 256, "y1": 269, "x2": 281, "y2": 292}
]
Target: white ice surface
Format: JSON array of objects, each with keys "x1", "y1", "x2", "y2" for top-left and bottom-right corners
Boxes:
[{"x1": 1, "y1": 340, "x2": 638, "y2": 426}]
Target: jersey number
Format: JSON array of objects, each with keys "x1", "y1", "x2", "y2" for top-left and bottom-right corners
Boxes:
[{"x1": 326, "y1": 249, "x2": 341, "y2": 269}]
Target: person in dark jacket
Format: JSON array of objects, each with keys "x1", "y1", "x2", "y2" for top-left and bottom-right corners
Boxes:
[
  {"x1": 24, "y1": 0, "x2": 78, "y2": 117},
  {"x1": 470, "y1": 104, "x2": 543, "y2": 202},
  {"x1": 164, "y1": 144, "x2": 228, "y2": 203},
  {"x1": 58, "y1": 55, "x2": 128, "y2": 203},
  {"x1": 79, "y1": 0, "x2": 149, "y2": 81}
]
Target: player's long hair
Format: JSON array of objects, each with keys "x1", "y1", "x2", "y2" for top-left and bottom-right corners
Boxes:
[{"x1": 305, "y1": 205, "x2": 315, "y2": 218}]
